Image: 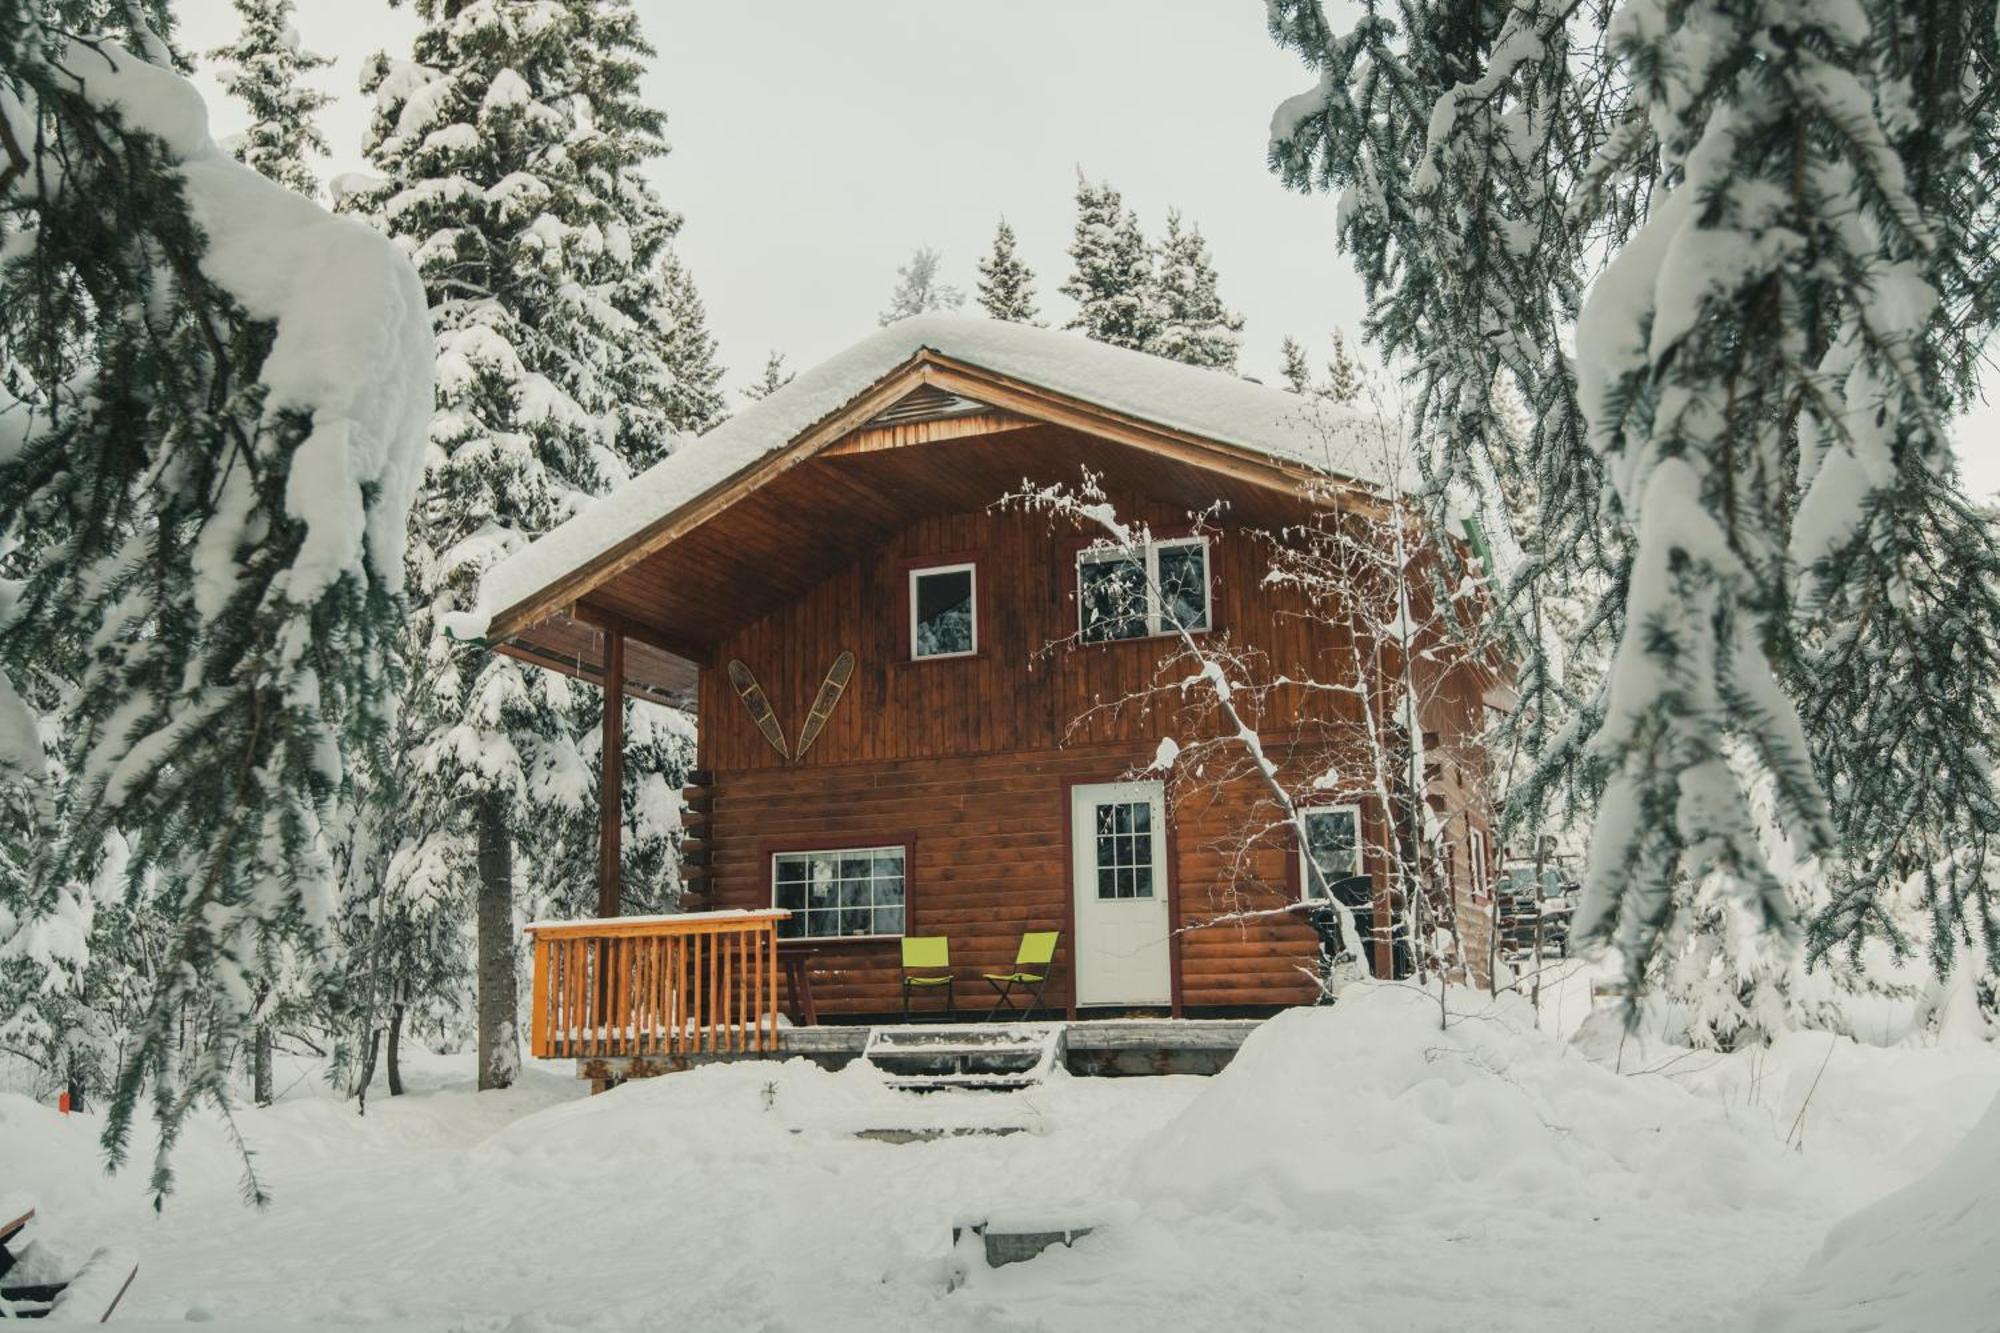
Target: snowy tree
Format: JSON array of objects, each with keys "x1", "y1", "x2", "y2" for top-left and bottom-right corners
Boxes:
[
  {"x1": 1061, "y1": 175, "x2": 1156, "y2": 352},
  {"x1": 743, "y1": 350, "x2": 794, "y2": 403},
  {"x1": 975, "y1": 217, "x2": 1041, "y2": 323},
  {"x1": 1278, "y1": 330, "x2": 1366, "y2": 403},
  {"x1": 205, "y1": 0, "x2": 330, "y2": 198},
  {"x1": 564, "y1": 0, "x2": 727, "y2": 459},
  {"x1": 1150, "y1": 209, "x2": 1242, "y2": 371},
  {"x1": 1268, "y1": 0, "x2": 1625, "y2": 893},
  {"x1": 0, "y1": 3, "x2": 430, "y2": 1196},
  {"x1": 878, "y1": 246, "x2": 964, "y2": 324},
  {"x1": 1323, "y1": 330, "x2": 1362, "y2": 405},
  {"x1": 1279, "y1": 336, "x2": 1314, "y2": 395},
  {"x1": 1269, "y1": 0, "x2": 2000, "y2": 1014},
  {"x1": 348, "y1": 0, "x2": 710, "y2": 1091}
]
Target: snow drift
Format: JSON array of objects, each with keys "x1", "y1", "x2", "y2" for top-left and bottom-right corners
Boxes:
[
  {"x1": 1127, "y1": 984, "x2": 1794, "y2": 1228},
  {"x1": 1756, "y1": 1093, "x2": 2000, "y2": 1330}
]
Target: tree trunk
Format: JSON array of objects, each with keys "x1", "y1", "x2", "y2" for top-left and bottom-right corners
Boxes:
[
  {"x1": 476, "y1": 795, "x2": 518, "y2": 1091},
  {"x1": 386, "y1": 1001, "x2": 406, "y2": 1097},
  {"x1": 252, "y1": 1024, "x2": 273, "y2": 1106},
  {"x1": 356, "y1": 1025, "x2": 381, "y2": 1116}
]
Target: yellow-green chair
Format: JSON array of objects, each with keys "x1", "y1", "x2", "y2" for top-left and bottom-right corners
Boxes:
[
  {"x1": 984, "y1": 931, "x2": 1060, "y2": 1020},
  {"x1": 901, "y1": 935, "x2": 955, "y2": 1019}
]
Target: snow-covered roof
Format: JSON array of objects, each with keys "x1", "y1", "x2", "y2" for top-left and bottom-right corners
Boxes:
[{"x1": 473, "y1": 315, "x2": 1397, "y2": 632}]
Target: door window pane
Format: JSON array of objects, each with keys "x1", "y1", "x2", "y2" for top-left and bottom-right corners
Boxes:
[
  {"x1": 1094, "y1": 800, "x2": 1156, "y2": 899},
  {"x1": 911, "y1": 566, "x2": 976, "y2": 658}
]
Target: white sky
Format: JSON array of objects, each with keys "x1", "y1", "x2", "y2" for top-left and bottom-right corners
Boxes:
[{"x1": 172, "y1": 0, "x2": 1998, "y2": 497}]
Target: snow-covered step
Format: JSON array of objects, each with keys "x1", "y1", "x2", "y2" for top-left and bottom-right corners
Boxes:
[{"x1": 862, "y1": 1023, "x2": 1066, "y2": 1092}]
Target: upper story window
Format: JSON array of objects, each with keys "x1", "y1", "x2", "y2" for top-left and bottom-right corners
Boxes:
[
  {"x1": 1078, "y1": 536, "x2": 1211, "y2": 642},
  {"x1": 909, "y1": 562, "x2": 977, "y2": 659},
  {"x1": 1298, "y1": 803, "x2": 1361, "y2": 900}
]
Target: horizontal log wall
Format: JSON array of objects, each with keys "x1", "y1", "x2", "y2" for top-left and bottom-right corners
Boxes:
[
  {"x1": 701, "y1": 742, "x2": 1335, "y2": 1015},
  {"x1": 699, "y1": 494, "x2": 1372, "y2": 771},
  {"x1": 692, "y1": 493, "x2": 1496, "y2": 1012}
]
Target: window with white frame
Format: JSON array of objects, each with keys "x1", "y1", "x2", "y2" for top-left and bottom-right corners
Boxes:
[
  {"x1": 1298, "y1": 804, "x2": 1361, "y2": 900},
  {"x1": 1468, "y1": 827, "x2": 1490, "y2": 899},
  {"x1": 772, "y1": 846, "x2": 906, "y2": 939},
  {"x1": 1077, "y1": 536, "x2": 1210, "y2": 642},
  {"x1": 909, "y1": 563, "x2": 977, "y2": 659}
]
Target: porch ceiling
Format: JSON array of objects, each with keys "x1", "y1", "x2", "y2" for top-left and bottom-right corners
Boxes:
[{"x1": 498, "y1": 420, "x2": 1328, "y2": 676}]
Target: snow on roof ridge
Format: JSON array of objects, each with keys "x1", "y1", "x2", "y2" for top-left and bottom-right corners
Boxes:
[{"x1": 468, "y1": 315, "x2": 1403, "y2": 636}]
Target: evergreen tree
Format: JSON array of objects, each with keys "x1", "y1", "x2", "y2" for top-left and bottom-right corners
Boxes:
[
  {"x1": 564, "y1": 0, "x2": 727, "y2": 460},
  {"x1": 1150, "y1": 209, "x2": 1242, "y2": 371},
  {"x1": 206, "y1": 0, "x2": 330, "y2": 197},
  {"x1": 349, "y1": 0, "x2": 712, "y2": 1090},
  {"x1": 1269, "y1": 0, "x2": 1623, "y2": 891},
  {"x1": 1323, "y1": 329, "x2": 1362, "y2": 405},
  {"x1": 1060, "y1": 175, "x2": 1156, "y2": 352},
  {"x1": 0, "y1": 1, "x2": 429, "y2": 1195},
  {"x1": 975, "y1": 218, "x2": 1041, "y2": 323},
  {"x1": 878, "y1": 246, "x2": 963, "y2": 324},
  {"x1": 1267, "y1": 0, "x2": 2000, "y2": 1012},
  {"x1": 1279, "y1": 335, "x2": 1314, "y2": 395},
  {"x1": 742, "y1": 350, "x2": 794, "y2": 403}
]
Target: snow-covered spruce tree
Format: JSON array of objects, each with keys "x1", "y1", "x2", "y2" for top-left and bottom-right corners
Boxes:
[
  {"x1": 0, "y1": 6, "x2": 429, "y2": 1196},
  {"x1": 1797, "y1": 0, "x2": 2000, "y2": 990},
  {"x1": 1149, "y1": 209, "x2": 1242, "y2": 371},
  {"x1": 1323, "y1": 329, "x2": 1362, "y2": 405},
  {"x1": 1268, "y1": 0, "x2": 1628, "y2": 876},
  {"x1": 1279, "y1": 336, "x2": 1314, "y2": 394},
  {"x1": 743, "y1": 349, "x2": 794, "y2": 403},
  {"x1": 878, "y1": 246, "x2": 964, "y2": 324},
  {"x1": 976, "y1": 217, "x2": 1041, "y2": 324},
  {"x1": 1061, "y1": 175, "x2": 1156, "y2": 352},
  {"x1": 350, "y1": 0, "x2": 711, "y2": 1091},
  {"x1": 1567, "y1": 0, "x2": 2000, "y2": 1004},
  {"x1": 564, "y1": 0, "x2": 727, "y2": 462},
  {"x1": 205, "y1": 0, "x2": 330, "y2": 198}
]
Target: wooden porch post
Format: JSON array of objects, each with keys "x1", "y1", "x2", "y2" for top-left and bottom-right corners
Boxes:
[{"x1": 598, "y1": 630, "x2": 625, "y2": 919}]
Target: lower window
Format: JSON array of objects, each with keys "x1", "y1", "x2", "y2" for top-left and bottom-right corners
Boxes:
[{"x1": 772, "y1": 846, "x2": 906, "y2": 939}]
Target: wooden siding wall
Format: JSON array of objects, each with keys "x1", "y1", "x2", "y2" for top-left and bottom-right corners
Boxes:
[{"x1": 691, "y1": 492, "x2": 1495, "y2": 1014}]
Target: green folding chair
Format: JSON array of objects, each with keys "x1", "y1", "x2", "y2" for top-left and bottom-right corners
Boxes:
[
  {"x1": 901, "y1": 935, "x2": 955, "y2": 1019},
  {"x1": 984, "y1": 931, "x2": 1060, "y2": 1020}
]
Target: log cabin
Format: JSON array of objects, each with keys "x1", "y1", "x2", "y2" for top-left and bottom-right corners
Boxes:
[{"x1": 466, "y1": 316, "x2": 1501, "y2": 1072}]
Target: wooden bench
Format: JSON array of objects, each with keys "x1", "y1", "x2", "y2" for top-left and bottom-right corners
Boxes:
[{"x1": 0, "y1": 1205, "x2": 138, "y2": 1322}]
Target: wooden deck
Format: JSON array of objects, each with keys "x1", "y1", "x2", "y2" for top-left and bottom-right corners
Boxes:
[{"x1": 566, "y1": 1017, "x2": 1263, "y2": 1083}]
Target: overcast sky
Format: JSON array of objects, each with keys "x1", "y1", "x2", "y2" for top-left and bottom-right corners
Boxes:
[{"x1": 172, "y1": 0, "x2": 1998, "y2": 496}]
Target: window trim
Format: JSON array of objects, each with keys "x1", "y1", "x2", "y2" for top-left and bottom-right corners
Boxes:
[
  {"x1": 907, "y1": 561, "x2": 980, "y2": 661},
  {"x1": 1296, "y1": 802, "x2": 1364, "y2": 901},
  {"x1": 768, "y1": 841, "x2": 911, "y2": 941},
  {"x1": 1075, "y1": 533, "x2": 1214, "y2": 642}
]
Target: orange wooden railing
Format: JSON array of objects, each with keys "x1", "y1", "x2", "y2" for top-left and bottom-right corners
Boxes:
[{"x1": 524, "y1": 909, "x2": 786, "y2": 1060}]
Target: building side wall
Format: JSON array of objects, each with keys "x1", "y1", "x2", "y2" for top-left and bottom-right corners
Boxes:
[{"x1": 689, "y1": 493, "x2": 1495, "y2": 1014}]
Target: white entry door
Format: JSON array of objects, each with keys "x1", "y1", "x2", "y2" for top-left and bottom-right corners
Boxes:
[{"x1": 1071, "y1": 781, "x2": 1172, "y2": 1007}]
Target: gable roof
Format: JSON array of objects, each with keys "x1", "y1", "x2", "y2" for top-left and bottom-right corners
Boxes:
[{"x1": 467, "y1": 315, "x2": 1399, "y2": 642}]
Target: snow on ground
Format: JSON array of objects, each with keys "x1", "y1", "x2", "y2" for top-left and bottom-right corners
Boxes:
[{"x1": 3, "y1": 972, "x2": 1996, "y2": 1332}]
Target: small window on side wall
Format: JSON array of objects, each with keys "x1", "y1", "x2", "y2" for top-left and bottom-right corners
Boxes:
[
  {"x1": 909, "y1": 563, "x2": 977, "y2": 660},
  {"x1": 1299, "y1": 804, "x2": 1361, "y2": 900}
]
